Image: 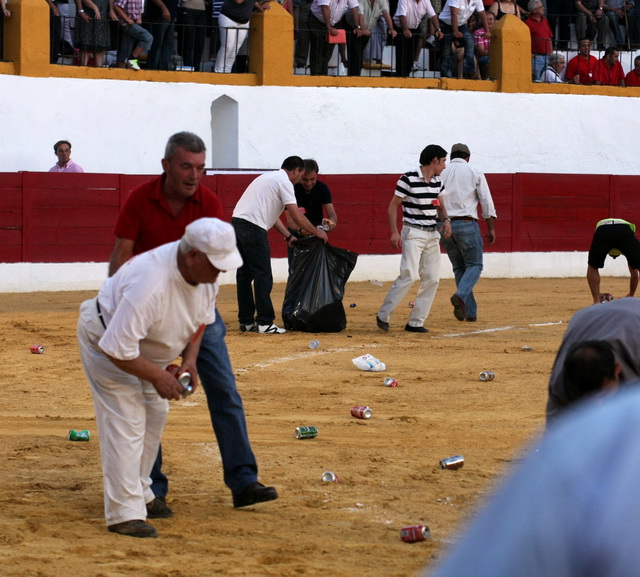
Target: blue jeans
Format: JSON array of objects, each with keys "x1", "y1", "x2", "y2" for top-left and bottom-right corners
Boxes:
[
  {"x1": 151, "y1": 311, "x2": 258, "y2": 498},
  {"x1": 604, "y1": 10, "x2": 625, "y2": 45},
  {"x1": 232, "y1": 217, "x2": 275, "y2": 326},
  {"x1": 439, "y1": 21, "x2": 474, "y2": 78},
  {"x1": 440, "y1": 220, "x2": 484, "y2": 319},
  {"x1": 117, "y1": 23, "x2": 153, "y2": 63},
  {"x1": 148, "y1": 20, "x2": 175, "y2": 70}
]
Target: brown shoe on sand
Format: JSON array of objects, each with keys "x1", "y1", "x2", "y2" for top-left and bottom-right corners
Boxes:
[
  {"x1": 146, "y1": 497, "x2": 173, "y2": 519},
  {"x1": 108, "y1": 520, "x2": 158, "y2": 538}
]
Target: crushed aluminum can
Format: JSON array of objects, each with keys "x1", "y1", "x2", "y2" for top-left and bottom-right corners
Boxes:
[
  {"x1": 400, "y1": 524, "x2": 430, "y2": 543},
  {"x1": 321, "y1": 471, "x2": 339, "y2": 482},
  {"x1": 600, "y1": 293, "x2": 614, "y2": 303},
  {"x1": 350, "y1": 406, "x2": 372, "y2": 419},
  {"x1": 309, "y1": 339, "x2": 320, "y2": 349},
  {"x1": 383, "y1": 377, "x2": 399, "y2": 388},
  {"x1": 68, "y1": 429, "x2": 90, "y2": 441},
  {"x1": 439, "y1": 455, "x2": 464, "y2": 470},
  {"x1": 295, "y1": 426, "x2": 318, "y2": 439},
  {"x1": 30, "y1": 345, "x2": 44, "y2": 354},
  {"x1": 479, "y1": 371, "x2": 495, "y2": 381},
  {"x1": 521, "y1": 346, "x2": 534, "y2": 351},
  {"x1": 409, "y1": 301, "x2": 415, "y2": 308},
  {"x1": 166, "y1": 364, "x2": 194, "y2": 398}
]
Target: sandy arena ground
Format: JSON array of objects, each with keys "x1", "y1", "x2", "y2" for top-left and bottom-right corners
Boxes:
[{"x1": 0, "y1": 277, "x2": 622, "y2": 577}]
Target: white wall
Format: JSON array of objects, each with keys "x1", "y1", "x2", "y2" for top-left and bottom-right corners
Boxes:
[
  {"x1": 2, "y1": 75, "x2": 639, "y2": 176},
  {"x1": 0, "y1": 252, "x2": 631, "y2": 293}
]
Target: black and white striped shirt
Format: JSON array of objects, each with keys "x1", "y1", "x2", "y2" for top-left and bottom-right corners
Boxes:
[{"x1": 395, "y1": 167, "x2": 445, "y2": 226}]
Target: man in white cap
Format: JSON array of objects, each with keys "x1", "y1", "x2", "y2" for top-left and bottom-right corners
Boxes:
[{"x1": 77, "y1": 217, "x2": 242, "y2": 538}]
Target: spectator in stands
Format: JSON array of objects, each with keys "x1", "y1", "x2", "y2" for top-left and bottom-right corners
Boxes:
[
  {"x1": 625, "y1": 54, "x2": 640, "y2": 85},
  {"x1": 362, "y1": 14, "x2": 393, "y2": 69},
  {"x1": 0, "y1": 0, "x2": 10, "y2": 61},
  {"x1": 145, "y1": 0, "x2": 178, "y2": 70},
  {"x1": 474, "y1": 9, "x2": 494, "y2": 79},
  {"x1": 575, "y1": 0, "x2": 608, "y2": 49},
  {"x1": 566, "y1": 37, "x2": 600, "y2": 83},
  {"x1": 439, "y1": 0, "x2": 490, "y2": 79},
  {"x1": 548, "y1": 0, "x2": 573, "y2": 49},
  {"x1": 113, "y1": 0, "x2": 154, "y2": 70},
  {"x1": 539, "y1": 51, "x2": 566, "y2": 81},
  {"x1": 455, "y1": 12, "x2": 479, "y2": 78},
  {"x1": 596, "y1": 45, "x2": 625, "y2": 85},
  {"x1": 392, "y1": 0, "x2": 441, "y2": 77},
  {"x1": 49, "y1": 140, "x2": 84, "y2": 173},
  {"x1": 603, "y1": 0, "x2": 633, "y2": 49},
  {"x1": 177, "y1": 0, "x2": 207, "y2": 71},
  {"x1": 45, "y1": 0, "x2": 63, "y2": 63},
  {"x1": 488, "y1": 0, "x2": 522, "y2": 19},
  {"x1": 76, "y1": 0, "x2": 112, "y2": 67},
  {"x1": 308, "y1": 0, "x2": 363, "y2": 76},
  {"x1": 295, "y1": 0, "x2": 314, "y2": 68},
  {"x1": 524, "y1": 0, "x2": 553, "y2": 80},
  {"x1": 345, "y1": 0, "x2": 396, "y2": 75}
]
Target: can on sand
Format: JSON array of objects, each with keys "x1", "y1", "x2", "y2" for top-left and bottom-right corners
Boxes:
[
  {"x1": 383, "y1": 377, "x2": 399, "y2": 388},
  {"x1": 479, "y1": 371, "x2": 495, "y2": 381},
  {"x1": 439, "y1": 455, "x2": 464, "y2": 470},
  {"x1": 30, "y1": 345, "x2": 44, "y2": 354},
  {"x1": 321, "y1": 471, "x2": 339, "y2": 482},
  {"x1": 409, "y1": 301, "x2": 415, "y2": 308},
  {"x1": 295, "y1": 426, "x2": 318, "y2": 439},
  {"x1": 309, "y1": 340, "x2": 320, "y2": 349},
  {"x1": 68, "y1": 429, "x2": 91, "y2": 441},
  {"x1": 400, "y1": 525, "x2": 430, "y2": 543},
  {"x1": 350, "y1": 406, "x2": 373, "y2": 419}
]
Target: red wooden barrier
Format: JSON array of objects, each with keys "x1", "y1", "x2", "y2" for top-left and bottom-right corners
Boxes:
[{"x1": 1, "y1": 171, "x2": 639, "y2": 263}]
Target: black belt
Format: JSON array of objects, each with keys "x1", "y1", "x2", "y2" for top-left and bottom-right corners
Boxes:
[
  {"x1": 96, "y1": 299, "x2": 107, "y2": 330},
  {"x1": 449, "y1": 216, "x2": 475, "y2": 222},
  {"x1": 405, "y1": 222, "x2": 437, "y2": 231}
]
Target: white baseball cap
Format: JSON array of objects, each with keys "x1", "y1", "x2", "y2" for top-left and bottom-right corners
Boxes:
[{"x1": 183, "y1": 218, "x2": 243, "y2": 271}]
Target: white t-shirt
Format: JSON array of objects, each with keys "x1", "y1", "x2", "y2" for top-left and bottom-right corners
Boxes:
[
  {"x1": 439, "y1": 0, "x2": 485, "y2": 26},
  {"x1": 393, "y1": 0, "x2": 436, "y2": 29},
  {"x1": 97, "y1": 241, "x2": 217, "y2": 365},
  {"x1": 232, "y1": 169, "x2": 297, "y2": 231},
  {"x1": 310, "y1": 0, "x2": 360, "y2": 25}
]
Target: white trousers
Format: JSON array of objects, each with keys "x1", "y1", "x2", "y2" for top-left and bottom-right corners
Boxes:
[
  {"x1": 215, "y1": 13, "x2": 250, "y2": 73},
  {"x1": 378, "y1": 226, "x2": 441, "y2": 327},
  {"x1": 77, "y1": 298, "x2": 169, "y2": 526}
]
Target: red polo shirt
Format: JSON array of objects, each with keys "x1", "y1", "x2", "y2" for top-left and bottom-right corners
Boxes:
[
  {"x1": 596, "y1": 58, "x2": 625, "y2": 86},
  {"x1": 626, "y1": 69, "x2": 640, "y2": 86},
  {"x1": 524, "y1": 16, "x2": 553, "y2": 55},
  {"x1": 114, "y1": 174, "x2": 224, "y2": 254},
  {"x1": 566, "y1": 54, "x2": 599, "y2": 85}
]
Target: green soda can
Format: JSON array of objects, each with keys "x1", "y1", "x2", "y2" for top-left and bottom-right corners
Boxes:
[
  {"x1": 295, "y1": 426, "x2": 318, "y2": 439},
  {"x1": 68, "y1": 429, "x2": 91, "y2": 441}
]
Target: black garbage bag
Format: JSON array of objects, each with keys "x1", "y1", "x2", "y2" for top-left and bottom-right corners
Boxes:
[{"x1": 282, "y1": 237, "x2": 358, "y2": 332}]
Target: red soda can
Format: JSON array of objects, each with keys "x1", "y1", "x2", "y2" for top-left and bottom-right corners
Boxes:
[
  {"x1": 30, "y1": 345, "x2": 44, "y2": 354},
  {"x1": 400, "y1": 525, "x2": 430, "y2": 543},
  {"x1": 383, "y1": 377, "x2": 398, "y2": 388},
  {"x1": 350, "y1": 406, "x2": 372, "y2": 419}
]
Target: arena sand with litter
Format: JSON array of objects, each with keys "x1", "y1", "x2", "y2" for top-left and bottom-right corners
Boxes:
[{"x1": 0, "y1": 277, "x2": 615, "y2": 576}]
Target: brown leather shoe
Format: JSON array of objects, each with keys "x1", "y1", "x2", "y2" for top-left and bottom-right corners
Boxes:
[
  {"x1": 146, "y1": 497, "x2": 173, "y2": 519},
  {"x1": 108, "y1": 520, "x2": 158, "y2": 538}
]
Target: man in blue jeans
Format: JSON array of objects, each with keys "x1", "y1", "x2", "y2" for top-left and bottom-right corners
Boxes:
[
  {"x1": 108, "y1": 132, "x2": 278, "y2": 509},
  {"x1": 440, "y1": 143, "x2": 496, "y2": 322},
  {"x1": 438, "y1": 0, "x2": 490, "y2": 78}
]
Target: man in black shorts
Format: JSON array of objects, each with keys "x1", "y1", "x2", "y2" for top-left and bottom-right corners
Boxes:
[{"x1": 587, "y1": 218, "x2": 640, "y2": 304}]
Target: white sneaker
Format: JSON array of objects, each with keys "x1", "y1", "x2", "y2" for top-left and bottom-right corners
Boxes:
[
  {"x1": 412, "y1": 61, "x2": 425, "y2": 72},
  {"x1": 258, "y1": 323, "x2": 286, "y2": 334},
  {"x1": 127, "y1": 59, "x2": 141, "y2": 71},
  {"x1": 239, "y1": 322, "x2": 258, "y2": 333}
]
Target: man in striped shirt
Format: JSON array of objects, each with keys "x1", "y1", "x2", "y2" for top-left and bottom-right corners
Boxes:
[{"x1": 376, "y1": 144, "x2": 452, "y2": 333}]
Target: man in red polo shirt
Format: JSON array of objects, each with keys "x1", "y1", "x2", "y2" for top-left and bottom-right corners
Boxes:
[
  {"x1": 596, "y1": 46, "x2": 625, "y2": 86},
  {"x1": 108, "y1": 132, "x2": 278, "y2": 511},
  {"x1": 625, "y1": 55, "x2": 640, "y2": 86},
  {"x1": 524, "y1": 0, "x2": 553, "y2": 81},
  {"x1": 566, "y1": 37, "x2": 600, "y2": 84}
]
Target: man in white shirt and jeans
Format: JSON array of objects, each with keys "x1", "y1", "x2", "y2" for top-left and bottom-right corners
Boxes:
[{"x1": 77, "y1": 218, "x2": 242, "y2": 538}]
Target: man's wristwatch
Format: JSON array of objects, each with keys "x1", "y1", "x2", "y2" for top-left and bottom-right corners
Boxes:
[
  {"x1": 443, "y1": 217, "x2": 452, "y2": 222},
  {"x1": 286, "y1": 234, "x2": 293, "y2": 241}
]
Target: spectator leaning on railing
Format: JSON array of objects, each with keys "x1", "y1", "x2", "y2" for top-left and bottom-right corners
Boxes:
[
  {"x1": 524, "y1": 0, "x2": 553, "y2": 80},
  {"x1": 76, "y1": 0, "x2": 112, "y2": 67},
  {"x1": 113, "y1": 0, "x2": 154, "y2": 70},
  {"x1": 596, "y1": 45, "x2": 625, "y2": 85},
  {"x1": 625, "y1": 54, "x2": 640, "y2": 84},
  {"x1": 566, "y1": 37, "x2": 600, "y2": 83},
  {"x1": 474, "y1": 9, "x2": 494, "y2": 79},
  {"x1": 538, "y1": 51, "x2": 566, "y2": 81},
  {"x1": 144, "y1": 0, "x2": 178, "y2": 71},
  {"x1": 574, "y1": 0, "x2": 609, "y2": 49}
]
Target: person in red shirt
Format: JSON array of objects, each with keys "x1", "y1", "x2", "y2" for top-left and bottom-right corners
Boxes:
[
  {"x1": 596, "y1": 46, "x2": 625, "y2": 86},
  {"x1": 109, "y1": 132, "x2": 278, "y2": 511},
  {"x1": 566, "y1": 37, "x2": 599, "y2": 84},
  {"x1": 625, "y1": 55, "x2": 640, "y2": 87},
  {"x1": 524, "y1": 0, "x2": 553, "y2": 81}
]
